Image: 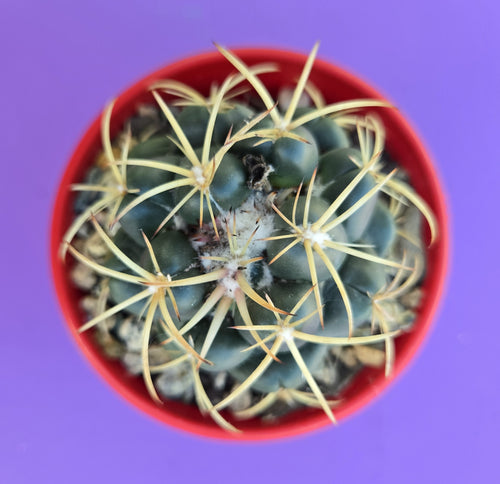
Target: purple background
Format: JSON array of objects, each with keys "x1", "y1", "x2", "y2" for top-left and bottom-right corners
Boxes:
[{"x1": 2, "y1": 1, "x2": 499, "y2": 482}]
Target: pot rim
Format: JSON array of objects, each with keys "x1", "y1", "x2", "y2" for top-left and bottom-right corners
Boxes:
[{"x1": 50, "y1": 46, "x2": 449, "y2": 441}]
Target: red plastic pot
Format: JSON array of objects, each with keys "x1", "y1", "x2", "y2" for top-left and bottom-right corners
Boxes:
[{"x1": 50, "y1": 47, "x2": 449, "y2": 441}]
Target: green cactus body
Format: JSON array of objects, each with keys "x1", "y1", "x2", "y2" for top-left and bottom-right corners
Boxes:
[
  {"x1": 63, "y1": 44, "x2": 437, "y2": 432},
  {"x1": 294, "y1": 106, "x2": 350, "y2": 152},
  {"x1": 268, "y1": 126, "x2": 319, "y2": 187}
]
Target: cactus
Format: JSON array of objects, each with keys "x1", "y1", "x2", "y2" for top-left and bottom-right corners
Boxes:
[{"x1": 62, "y1": 44, "x2": 437, "y2": 432}]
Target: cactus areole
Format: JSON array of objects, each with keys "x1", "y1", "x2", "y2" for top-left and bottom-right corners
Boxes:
[{"x1": 51, "y1": 45, "x2": 448, "y2": 440}]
